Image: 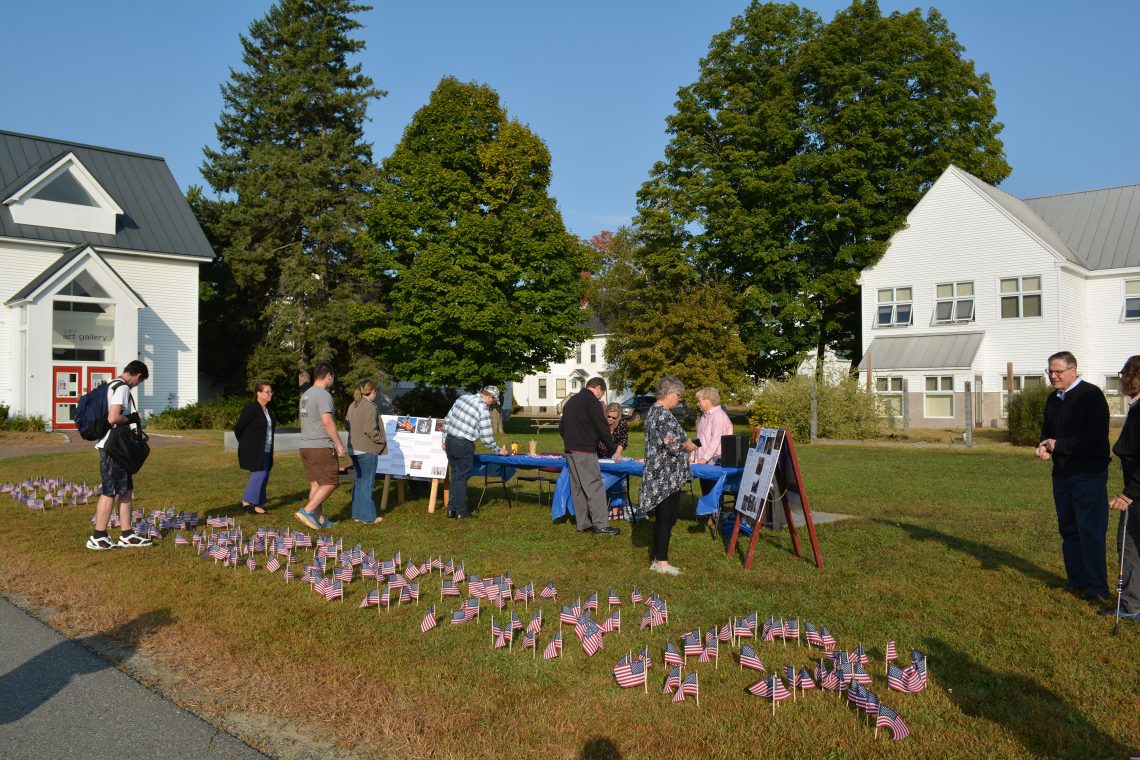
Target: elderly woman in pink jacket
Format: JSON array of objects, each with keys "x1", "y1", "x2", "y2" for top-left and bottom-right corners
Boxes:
[{"x1": 692, "y1": 386, "x2": 734, "y2": 494}]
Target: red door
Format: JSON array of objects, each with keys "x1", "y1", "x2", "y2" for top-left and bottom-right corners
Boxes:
[
  {"x1": 52, "y1": 366, "x2": 82, "y2": 429},
  {"x1": 87, "y1": 366, "x2": 115, "y2": 394}
]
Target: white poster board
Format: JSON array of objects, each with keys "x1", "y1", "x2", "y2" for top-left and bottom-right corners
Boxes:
[
  {"x1": 734, "y1": 427, "x2": 786, "y2": 521},
  {"x1": 375, "y1": 415, "x2": 449, "y2": 480}
]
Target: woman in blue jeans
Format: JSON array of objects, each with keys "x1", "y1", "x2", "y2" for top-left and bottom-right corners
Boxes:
[
  {"x1": 345, "y1": 381, "x2": 387, "y2": 523},
  {"x1": 233, "y1": 382, "x2": 275, "y2": 514}
]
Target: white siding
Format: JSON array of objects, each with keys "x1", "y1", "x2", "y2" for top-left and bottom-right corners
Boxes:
[
  {"x1": 511, "y1": 334, "x2": 617, "y2": 411},
  {"x1": 0, "y1": 242, "x2": 64, "y2": 411},
  {"x1": 102, "y1": 253, "x2": 200, "y2": 415},
  {"x1": 1086, "y1": 272, "x2": 1140, "y2": 388}
]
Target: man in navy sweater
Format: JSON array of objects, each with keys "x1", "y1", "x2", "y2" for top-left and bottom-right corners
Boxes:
[
  {"x1": 1036, "y1": 351, "x2": 1111, "y2": 603},
  {"x1": 560, "y1": 377, "x2": 618, "y2": 535}
]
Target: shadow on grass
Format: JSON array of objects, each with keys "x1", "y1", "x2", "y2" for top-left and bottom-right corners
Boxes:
[
  {"x1": 924, "y1": 637, "x2": 1131, "y2": 758},
  {"x1": 579, "y1": 737, "x2": 621, "y2": 759},
  {"x1": 0, "y1": 607, "x2": 173, "y2": 725},
  {"x1": 876, "y1": 520, "x2": 1065, "y2": 589}
]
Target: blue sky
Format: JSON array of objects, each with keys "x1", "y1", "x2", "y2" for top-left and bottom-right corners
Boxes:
[{"x1": 3, "y1": 1, "x2": 1137, "y2": 239}]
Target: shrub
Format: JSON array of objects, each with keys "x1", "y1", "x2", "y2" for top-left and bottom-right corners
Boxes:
[
  {"x1": 1007, "y1": 385, "x2": 1052, "y2": 446},
  {"x1": 749, "y1": 374, "x2": 881, "y2": 442},
  {"x1": 0, "y1": 414, "x2": 47, "y2": 432},
  {"x1": 147, "y1": 396, "x2": 250, "y2": 430}
]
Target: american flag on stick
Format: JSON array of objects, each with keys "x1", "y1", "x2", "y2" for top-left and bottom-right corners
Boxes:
[
  {"x1": 663, "y1": 642, "x2": 682, "y2": 667},
  {"x1": 672, "y1": 672, "x2": 698, "y2": 704},
  {"x1": 875, "y1": 704, "x2": 910, "y2": 740},
  {"x1": 420, "y1": 605, "x2": 438, "y2": 633},
  {"x1": 543, "y1": 631, "x2": 563, "y2": 660},
  {"x1": 662, "y1": 665, "x2": 681, "y2": 694},
  {"x1": 613, "y1": 657, "x2": 647, "y2": 689},
  {"x1": 539, "y1": 581, "x2": 557, "y2": 599}
]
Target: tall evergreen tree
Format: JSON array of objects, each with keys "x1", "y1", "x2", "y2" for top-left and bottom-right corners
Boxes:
[
  {"x1": 635, "y1": 0, "x2": 1010, "y2": 378},
  {"x1": 199, "y1": 0, "x2": 383, "y2": 391},
  {"x1": 363, "y1": 77, "x2": 589, "y2": 389}
]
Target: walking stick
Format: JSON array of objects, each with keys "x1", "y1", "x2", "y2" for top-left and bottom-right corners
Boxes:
[{"x1": 1114, "y1": 504, "x2": 1130, "y2": 637}]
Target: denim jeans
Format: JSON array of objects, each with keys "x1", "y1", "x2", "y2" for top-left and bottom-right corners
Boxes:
[
  {"x1": 445, "y1": 434, "x2": 475, "y2": 516},
  {"x1": 350, "y1": 452, "x2": 378, "y2": 522},
  {"x1": 241, "y1": 452, "x2": 272, "y2": 506}
]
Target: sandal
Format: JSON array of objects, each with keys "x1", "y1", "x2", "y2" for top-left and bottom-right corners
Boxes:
[{"x1": 241, "y1": 504, "x2": 267, "y2": 515}]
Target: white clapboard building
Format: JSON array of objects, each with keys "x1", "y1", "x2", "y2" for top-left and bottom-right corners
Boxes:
[
  {"x1": 858, "y1": 164, "x2": 1140, "y2": 428},
  {"x1": 511, "y1": 314, "x2": 616, "y2": 414},
  {"x1": 0, "y1": 130, "x2": 214, "y2": 430}
]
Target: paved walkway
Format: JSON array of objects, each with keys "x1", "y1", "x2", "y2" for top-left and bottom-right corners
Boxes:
[
  {"x1": 0, "y1": 431, "x2": 202, "y2": 460},
  {"x1": 0, "y1": 597, "x2": 268, "y2": 760}
]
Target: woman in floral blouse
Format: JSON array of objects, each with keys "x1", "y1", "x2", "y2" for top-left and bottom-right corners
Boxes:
[{"x1": 641, "y1": 376, "x2": 697, "y2": 575}]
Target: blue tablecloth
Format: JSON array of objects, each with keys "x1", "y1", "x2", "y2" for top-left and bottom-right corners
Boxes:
[{"x1": 473, "y1": 454, "x2": 742, "y2": 520}]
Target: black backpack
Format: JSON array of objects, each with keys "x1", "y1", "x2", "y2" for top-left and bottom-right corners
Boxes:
[{"x1": 74, "y1": 380, "x2": 124, "y2": 441}]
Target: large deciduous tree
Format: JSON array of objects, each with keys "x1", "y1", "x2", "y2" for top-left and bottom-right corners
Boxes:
[
  {"x1": 634, "y1": 0, "x2": 1010, "y2": 378},
  {"x1": 589, "y1": 228, "x2": 750, "y2": 400},
  {"x1": 363, "y1": 77, "x2": 590, "y2": 390},
  {"x1": 198, "y1": 0, "x2": 383, "y2": 392}
]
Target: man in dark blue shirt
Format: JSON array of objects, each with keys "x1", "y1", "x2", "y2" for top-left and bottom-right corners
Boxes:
[{"x1": 1036, "y1": 351, "x2": 1110, "y2": 603}]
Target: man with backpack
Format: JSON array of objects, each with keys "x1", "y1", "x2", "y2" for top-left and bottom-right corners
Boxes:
[{"x1": 86, "y1": 360, "x2": 151, "y2": 550}]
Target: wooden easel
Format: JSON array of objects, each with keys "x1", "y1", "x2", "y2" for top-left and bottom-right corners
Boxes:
[{"x1": 726, "y1": 430, "x2": 824, "y2": 571}]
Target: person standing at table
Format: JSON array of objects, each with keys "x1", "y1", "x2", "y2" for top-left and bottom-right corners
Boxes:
[
  {"x1": 642, "y1": 376, "x2": 698, "y2": 574},
  {"x1": 561, "y1": 377, "x2": 618, "y2": 535},
  {"x1": 345, "y1": 380, "x2": 387, "y2": 524},
  {"x1": 1035, "y1": 350, "x2": 1110, "y2": 603},
  {"x1": 234, "y1": 381, "x2": 275, "y2": 514},
  {"x1": 597, "y1": 403, "x2": 627, "y2": 461},
  {"x1": 443, "y1": 386, "x2": 508, "y2": 519},
  {"x1": 692, "y1": 386, "x2": 734, "y2": 495}
]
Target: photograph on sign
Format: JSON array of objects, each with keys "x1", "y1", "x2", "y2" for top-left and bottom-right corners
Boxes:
[
  {"x1": 377, "y1": 415, "x2": 448, "y2": 479},
  {"x1": 735, "y1": 427, "x2": 785, "y2": 521}
]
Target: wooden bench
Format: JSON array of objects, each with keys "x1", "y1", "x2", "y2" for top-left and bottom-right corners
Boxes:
[{"x1": 531, "y1": 419, "x2": 560, "y2": 433}]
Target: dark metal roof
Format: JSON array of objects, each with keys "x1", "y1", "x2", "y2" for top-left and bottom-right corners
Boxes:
[
  {"x1": 1024, "y1": 185, "x2": 1140, "y2": 271},
  {"x1": 0, "y1": 130, "x2": 214, "y2": 261},
  {"x1": 6, "y1": 244, "x2": 147, "y2": 307}
]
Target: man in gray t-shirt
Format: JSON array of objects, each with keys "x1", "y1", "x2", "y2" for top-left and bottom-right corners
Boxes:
[{"x1": 295, "y1": 363, "x2": 347, "y2": 531}]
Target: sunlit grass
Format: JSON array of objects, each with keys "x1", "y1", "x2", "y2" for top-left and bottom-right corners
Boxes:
[{"x1": 0, "y1": 437, "x2": 1136, "y2": 759}]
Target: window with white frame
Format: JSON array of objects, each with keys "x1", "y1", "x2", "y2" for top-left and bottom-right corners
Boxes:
[
  {"x1": 934, "y1": 281, "x2": 974, "y2": 323},
  {"x1": 876, "y1": 287, "x2": 912, "y2": 328},
  {"x1": 874, "y1": 376, "x2": 904, "y2": 417},
  {"x1": 1000, "y1": 276, "x2": 1042, "y2": 319},
  {"x1": 555, "y1": 379, "x2": 567, "y2": 398},
  {"x1": 1125, "y1": 280, "x2": 1140, "y2": 320},
  {"x1": 924, "y1": 376, "x2": 954, "y2": 417},
  {"x1": 575, "y1": 345, "x2": 582, "y2": 363},
  {"x1": 537, "y1": 379, "x2": 547, "y2": 399},
  {"x1": 1105, "y1": 376, "x2": 1127, "y2": 416},
  {"x1": 590, "y1": 343, "x2": 597, "y2": 363},
  {"x1": 1000, "y1": 374, "x2": 1047, "y2": 417}
]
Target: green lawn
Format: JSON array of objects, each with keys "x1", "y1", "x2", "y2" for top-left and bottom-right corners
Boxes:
[{"x1": 0, "y1": 435, "x2": 1136, "y2": 759}]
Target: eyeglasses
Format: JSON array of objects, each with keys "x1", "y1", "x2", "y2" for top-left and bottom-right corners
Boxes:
[
  {"x1": 1046, "y1": 367, "x2": 1075, "y2": 377},
  {"x1": 606, "y1": 415, "x2": 619, "y2": 420}
]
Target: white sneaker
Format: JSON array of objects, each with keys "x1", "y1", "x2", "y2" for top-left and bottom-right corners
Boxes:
[
  {"x1": 116, "y1": 533, "x2": 153, "y2": 548},
  {"x1": 660, "y1": 564, "x2": 682, "y2": 576},
  {"x1": 86, "y1": 535, "x2": 118, "y2": 551}
]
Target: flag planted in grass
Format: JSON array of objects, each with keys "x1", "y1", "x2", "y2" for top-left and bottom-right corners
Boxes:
[
  {"x1": 672, "y1": 672, "x2": 698, "y2": 703},
  {"x1": 420, "y1": 605, "x2": 437, "y2": 633},
  {"x1": 613, "y1": 657, "x2": 647, "y2": 688},
  {"x1": 875, "y1": 704, "x2": 910, "y2": 740},
  {"x1": 543, "y1": 631, "x2": 563, "y2": 660}
]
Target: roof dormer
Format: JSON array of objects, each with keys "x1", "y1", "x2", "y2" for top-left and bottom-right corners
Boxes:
[{"x1": 3, "y1": 152, "x2": 122, "y2": 235}]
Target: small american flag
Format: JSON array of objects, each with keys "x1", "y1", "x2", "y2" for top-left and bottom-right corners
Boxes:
[
  {"x1": 450, "y1": 609, "x2": 467, "y2": 625},
  {"x1": 407, "y1": 582, "x2": 420, "y2": 602},
  {"x1": 405, "y1": 562, "x2": 421, "y2": 581},
  {"x1": 630, "y1": 587, "x2": 643, "y2": 605},
  {"x1": 672, "y1": 672, "x2": 698, "y2": 703},
  {"x1": 510, "y1": 611, "x2": 523, "y2": 631},
  {"x1": 246, "y1": 555, "x2": 256, "y2": 572},
  {"x1": 526, "y1": 611, "x2": 543, "y2": 635},
  {"x1": 748, "y1": 675, "x2": 791, "y2": 702},
  {"x1": 539, "y1": 581, "x2": 557, "y2": 599},
  {"x1": 388, "y1": 573, "x2": 407, "y2": 590},
  {"x1": 637, "y1": 644, "x2": 651, "y2": 670},
  {"x1": 911, "y1": 651, "x2": 928, "y2": 690},
  {"x1": 585, "y1": 593, "x2": 598, "y2": 612},
  {"x1": 613, "y1": 657, "x2": 646, "y2": 688},
  {"x1": 852, "y1": 662, "x2": 873, "y2": 685},
  {"x1": 336, "y1": 564, "x2": 353, "y2": 583},
  {"x1": 599, "y1": 609, "x2": 620, "y2": 634},
  {"x1": 174, "y1": 533, "x2": 189, "y2": 546},
  {"x1": 734, "y1": 614, "x2": 756, "y2": 639},
  {"x1": 717, "y1": 623, "x2": 732, "y2": 642},
  {"x1": 662, "y1": 665, "x2": 681, "y2": 694},
  {"x1": 820, "y1": 627, "x2": 836, "y2": 651},
  {"x1": 522, "y1": 630, "x2": 536, "y2": 651},
  {"x1": 420, "y1": 605, "x2": 438, "y2": 633},
  {"x1": 543, "y1": 631, "x2": 562, "y2": 660},
  {"x1": 804, "y1": 621, "x2": 821, "y2": 646},
  {"x1": 360, "y1": 589, "x2": 381, "y2": 608},
  {"x1": 799, "y1": 667, "x2": 815, "y2": 690},
  {"x1": 885, "y1": 640, "x2": 898, "y2": 661},
  {"x1": 783, "y1": 619, "x2": 799, "y2": 641},
  {"x1": 322, "y1": 580, "x2": 344, "y2": 602},
  {"x1": 453, "y1": 564, "x2": 466, "y2": 583},
  {"x1": 607, "y1": 589, "x2": 621, "y2": 606},
  {"x1": 852, "y1": 644, "x2": 869, "y2": 665},
  {"x1": 468, "y1": 576, "x2": 486, "y2": 598},
  {"x1": 739, "y1": 644, "x2": 765, "y2": 672},
  {"x1": 560, "y1": 605, "x2": 578, "y2": 625},
  {"x1": 462, "y1": 598, "x2": 480, "y2": 621},
  {"x1": 664, "y1": 642, "x2": 683, "y2": 667},
  {"x1": 847, "y1": 683, "x2": 870, "y2": 710},
  {"x1": 441, "y1": 579, "x2": 461, "y2": 597},
  {"x1": 875, "y1": 704, "x2": 910, "y2": 740},
  {"x1": 283, "y1": 563, "x2": 294, "y2": 582},
  {"x1": 682, "y1": 630, "x2": 703, "y2": 657},
  {"x1": 581, "y1": 619, "x2": 604, "y2": 656}
]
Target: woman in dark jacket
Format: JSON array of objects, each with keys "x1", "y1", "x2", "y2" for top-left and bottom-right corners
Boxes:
[
  {"x1": 1108, "y1": 355, "x2": 1140, "y2": 621},
  {"x1": 234, "y1": 382, "x2": 275, "y2": 514}
]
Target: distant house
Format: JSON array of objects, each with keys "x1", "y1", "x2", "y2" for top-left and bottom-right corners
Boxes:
[
  {"x1": 511, "y1": 314, "x2": 618, "y2": 414},
  {"x1": 0, "y1": 130, "x2": 214, "y2": 429},
  {"x1": 857, "y1": 164, "x2": 1140, "y2": 428}
]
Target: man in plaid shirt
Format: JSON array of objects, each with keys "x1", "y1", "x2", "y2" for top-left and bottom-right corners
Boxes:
[{"x1": 443, "y1": 386, "x2": 507, "y2": 519}]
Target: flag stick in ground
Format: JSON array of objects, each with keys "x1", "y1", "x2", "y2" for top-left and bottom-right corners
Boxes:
[
  {"x1": 796, "y1": 618, "x2": 801, "y2": 647},
  {"x1": 1114, "y1": 505, "x2": 1130, "y2": 636}
]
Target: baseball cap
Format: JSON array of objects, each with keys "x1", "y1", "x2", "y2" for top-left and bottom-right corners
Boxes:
[{"x1": 481, "y1": 385, "x2": 501, "y2": 404}]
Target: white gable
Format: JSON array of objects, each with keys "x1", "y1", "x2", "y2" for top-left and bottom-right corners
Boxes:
[{"x1": 3, "y1": 153, "x2": 123, "y2": 235}]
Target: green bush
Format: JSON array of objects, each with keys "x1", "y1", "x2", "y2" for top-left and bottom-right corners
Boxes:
[
  {"x1": 147, "y1": 396, "x2": 250, "y2": 430},
  {"x1": 0, "y1": 414, "x2": 47, "y2": 432},
  {"x1": 749, "y1": 374, "x2": 881, "y2": 442},
  {"x1": 1007, "y1": 385, "x2": 1052, "y2": 446}
]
